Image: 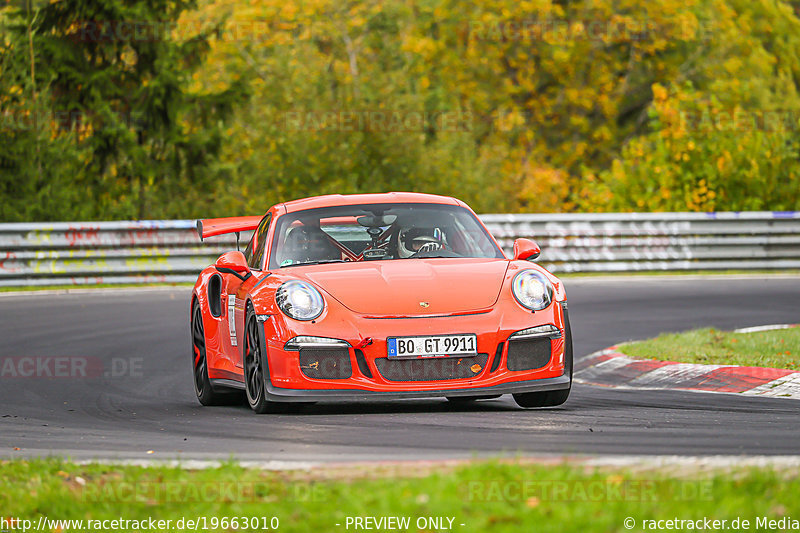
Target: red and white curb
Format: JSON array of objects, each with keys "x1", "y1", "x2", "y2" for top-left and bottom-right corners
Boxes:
[{"x1": 574, "y1": 324, "x2": 800, "y2": 399}]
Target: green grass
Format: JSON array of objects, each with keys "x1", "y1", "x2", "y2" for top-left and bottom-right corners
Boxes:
[
  {"x1": 0, "y1": 459, "x2": 798, "y2": 532},
  {"x1": 619, "y1": 327, "x2": 800, "y2": 369}
]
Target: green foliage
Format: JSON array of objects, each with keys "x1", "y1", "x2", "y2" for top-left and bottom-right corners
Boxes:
[
  {"x1": 0, "y1": 0, "x2": 246, "y2": 221},
  {"x1": 1, "y1": 0, "x2": 799, "y2": 220}
]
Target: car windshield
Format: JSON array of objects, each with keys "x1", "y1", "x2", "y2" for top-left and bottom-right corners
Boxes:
[{"x1": 269, "y1": 203, "x2": 504, "y2": 269}]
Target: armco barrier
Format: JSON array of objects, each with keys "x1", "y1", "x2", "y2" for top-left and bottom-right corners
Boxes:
[
  {"x1": 481, "y1": 211, "x2": 800, "y2": 273},
  {"x1": 0, "y1": 211, "x2": 799, "y2": 286},
  {"x1": 0, "y1": 220, "x2": 234, "y2": 287}
]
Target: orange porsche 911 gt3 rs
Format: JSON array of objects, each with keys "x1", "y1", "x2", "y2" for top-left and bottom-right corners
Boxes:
[{"x1": 191, "y1": 192, "x2": 572, "y2": 413}]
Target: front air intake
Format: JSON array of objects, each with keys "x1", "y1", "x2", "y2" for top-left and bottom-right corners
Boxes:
[
  {"x1": 299, "y1": 348, "x2": 352, "y2": 379},
  {"x1": 506, "y1": 338, "x2": 552, "y2": 371}
]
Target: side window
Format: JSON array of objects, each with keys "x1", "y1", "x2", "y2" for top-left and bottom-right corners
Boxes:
[
  {"x1": 248, "y1": 213, "x2": 272, "y2": 269},
  {"x1": 243, "y1": 234, "x2": 255, "y2": 265}
]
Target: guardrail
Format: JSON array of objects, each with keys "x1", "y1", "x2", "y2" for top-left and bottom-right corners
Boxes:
[
  {"x1": 1, "y1": 211, "x2": 799, "y2": 286},
  {"x1": 481, "y1": 211, "x2": 800, "y2": 273}
]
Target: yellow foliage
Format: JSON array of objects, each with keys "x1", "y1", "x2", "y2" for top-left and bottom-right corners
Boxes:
[
  {"x1": 652, "y1": 83, "x2": 668, "y2": 102},
  {"x1": 168, "y1": 0, "x2": 800, "y2": 214}
]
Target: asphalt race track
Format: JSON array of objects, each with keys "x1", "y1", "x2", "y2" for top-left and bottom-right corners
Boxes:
[{"x1": 1, "y1": 276, "x2": 799, "y2": 462}]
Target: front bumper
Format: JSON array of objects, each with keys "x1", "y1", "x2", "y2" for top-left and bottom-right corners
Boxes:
[
  {"x1": 263, "y1": 374, "x2": 570, "y2": 402},
  {"x1": 253, "y1": 298, "x2": 570, "y2": 401}
]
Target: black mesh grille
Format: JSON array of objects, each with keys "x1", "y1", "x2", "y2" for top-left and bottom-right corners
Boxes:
[
  {"x1": 299, "y1": 348, "x2": 352, "y2": 379},
  {"x1": 507, "y1": 338, "x2": 551, "y2": 371},
  {"x1": 374, "y1": 354, "x2": 489, "y2": 382}
]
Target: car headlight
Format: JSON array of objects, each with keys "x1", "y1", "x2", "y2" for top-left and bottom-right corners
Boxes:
[
  {"x1": 276, "y1": 280, "x2": 324, "y2": 321},
  {"x1": 512, "y1": 270, "x2": 553, "y2": 311}
]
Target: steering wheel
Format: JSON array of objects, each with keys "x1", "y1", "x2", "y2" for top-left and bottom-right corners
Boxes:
[
  {"x1": 412, "y1": 236, "x2": 440, "y2": 246},
  {"x1": 409, "y1": 236, "x2": 450, "y2": 257}
]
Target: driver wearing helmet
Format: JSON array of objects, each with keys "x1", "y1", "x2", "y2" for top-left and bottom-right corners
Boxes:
[
  {"x1": 397, "y1": 227, "x2": 445, "y2": 258},
  {"x1": 281, "y1": 224, "x2": 339, "y2": 265}
]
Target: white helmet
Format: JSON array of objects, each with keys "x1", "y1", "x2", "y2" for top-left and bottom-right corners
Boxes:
[{"x1": 398, "y1": 227, "x2": 444, "y2": 258}]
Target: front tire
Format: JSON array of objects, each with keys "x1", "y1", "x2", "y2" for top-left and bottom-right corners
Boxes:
[
  {"x1": 513, "y1": 307, "x2": 573, "y2": 409},
  {"x1": 192, "y1": 301, "x2": 239, "y2": 406},
  {"x1": 244, "y1": 305, "x2": 283, "y2": 414}
]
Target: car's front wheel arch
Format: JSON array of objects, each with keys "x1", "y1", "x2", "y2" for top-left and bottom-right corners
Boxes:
[
  {"x1": 191, "y1": 299, "x2": 240, "y2": 406},
  {"x1": 244, "y1": 301, "x2": 283, "y2": 413},
  {"x1": 512, "y1": 305, "x2": 573, "y2": 408}
]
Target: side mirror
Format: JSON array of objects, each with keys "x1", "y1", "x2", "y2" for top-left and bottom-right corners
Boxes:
[
  {"x1": 215, "y1": 251, "x2": 251, "y2": 280},
  {"x1": 513, "y1": 238, "x2": 541, "y2": 261}
]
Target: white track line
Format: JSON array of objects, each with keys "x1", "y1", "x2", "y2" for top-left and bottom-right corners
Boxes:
[
  {"x1": 63, "y1": 455, "x2": 800, "y2": 470},
  {"x1": 745, "y1": 374, "x2": 800, "y2": 398},
  {"x1": 627, "y1": 363, "x2": 727, "y2": 388},
  {"x1": 73, "y1": 459, "x2": 321, "y2": 470},
  {"x1": 575, "y1": 355, "x2": 637, "y2": 381},
  {"x1": 734, "y1": 324, "x2": 793, "y2": 333}
]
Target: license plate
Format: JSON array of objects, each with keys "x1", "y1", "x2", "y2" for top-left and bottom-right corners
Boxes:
[{"x1": 387, "y1": 334, "x2": 477, "y2": 358}]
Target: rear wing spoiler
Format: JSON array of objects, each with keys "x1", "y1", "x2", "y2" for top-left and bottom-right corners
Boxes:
[{"x1": 196, "y1": 216, "x2": 262, "y2": 241}]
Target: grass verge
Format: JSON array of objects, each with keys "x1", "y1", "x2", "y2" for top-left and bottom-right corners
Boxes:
[
  {"x1": 618, "y1": 327, "x2": 799, "y2": 370},
  {"x1": 1, "y1": 459, "x2": 798, "y2": 532}
]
